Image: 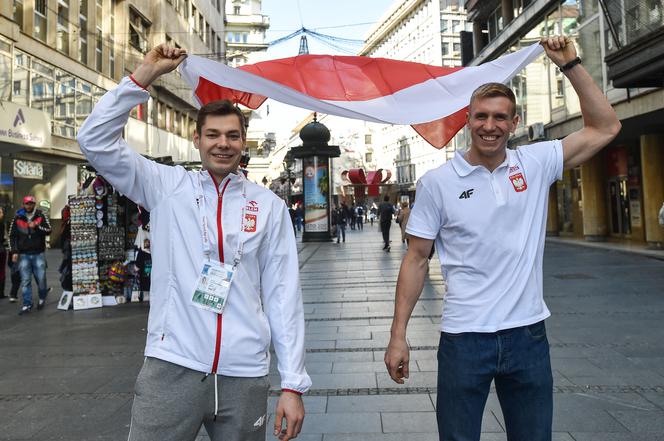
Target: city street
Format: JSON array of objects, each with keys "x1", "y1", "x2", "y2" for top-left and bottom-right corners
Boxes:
[{"x1": 1, "y1": 224, "x2": 663, "y2": 441}]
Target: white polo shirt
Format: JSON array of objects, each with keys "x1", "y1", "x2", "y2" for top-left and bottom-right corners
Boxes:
[{"x1": 406, "y1": 140, "x2": 563, "y2": 333}]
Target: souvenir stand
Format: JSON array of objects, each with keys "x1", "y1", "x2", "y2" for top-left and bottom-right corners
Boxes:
[{"x1": 67, "y1": 177, "x2": 128, "y2": 310}]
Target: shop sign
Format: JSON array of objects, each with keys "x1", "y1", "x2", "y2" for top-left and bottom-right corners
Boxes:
[
  {"x1": 14, "y1": 159, "x2": 44, "y2": 180},
  {"x1": 0, "y1": 100, "x2": 52, "y2": 148}
]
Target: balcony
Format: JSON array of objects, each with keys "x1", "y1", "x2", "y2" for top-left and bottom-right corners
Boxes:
[
  {"x1": 225, "y1": 14, "x2": 270, "y2": 28},
  {"x1": 605, "y1": 27, "x2": 664, "y2": 88}
]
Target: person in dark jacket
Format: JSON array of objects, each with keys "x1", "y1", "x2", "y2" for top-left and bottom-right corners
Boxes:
[
  {"x1": 378, "y1": 195, "x2": 395, "y2": 252},
  {"x1": 9, "y1": 196, "x2": 52, "y2": 315}
]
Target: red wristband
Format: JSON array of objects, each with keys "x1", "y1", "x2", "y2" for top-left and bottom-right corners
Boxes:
[
  {"x1": 281, "y1": 388, "x2": 303, "y2": 396},
  {"x1": 129, "y1": 74, "x2": 147, "y2": 90}
]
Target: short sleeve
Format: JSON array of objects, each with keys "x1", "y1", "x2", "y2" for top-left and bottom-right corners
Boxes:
[
  {"x1": 518, "y1": 140, "x2": 563, "y2": 186},
  {"x1": 405, "y1": 179, "x2": 442, "y2": 240}
]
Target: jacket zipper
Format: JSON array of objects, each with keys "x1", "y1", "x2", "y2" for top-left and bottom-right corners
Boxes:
[{"x1": 210, "y1": 175, "x2": 230, "y2": 374}]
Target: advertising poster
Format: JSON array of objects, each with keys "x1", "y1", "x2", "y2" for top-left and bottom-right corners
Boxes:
[{"x1": 303, "y1": 156, "x2": 329, "y2": 232}]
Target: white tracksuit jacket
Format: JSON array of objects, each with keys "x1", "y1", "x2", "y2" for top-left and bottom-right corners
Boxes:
[{"x1": 77, "y1": 77, "x2": 311, "y2": 393}]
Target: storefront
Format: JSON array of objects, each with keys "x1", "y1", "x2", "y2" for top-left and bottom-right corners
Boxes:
[{"x1": 1, "y1": 100, "x2": 81, "y2": 246}]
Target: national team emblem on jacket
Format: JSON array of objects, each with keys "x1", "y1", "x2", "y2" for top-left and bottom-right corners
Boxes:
[
  {"x1": 243, "y1": 213, "x2": 257, "y2": 232},
  {"x1": 509, "y1": 172, "x2": 527, "y2": 192}
]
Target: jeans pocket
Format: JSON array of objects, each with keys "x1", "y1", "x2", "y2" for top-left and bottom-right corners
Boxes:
[{"x1": 525, "y1": 321, "x2": 547, "y2": 340}]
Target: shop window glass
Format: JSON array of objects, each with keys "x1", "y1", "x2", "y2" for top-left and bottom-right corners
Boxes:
[
  {"x1": 32, "y1": 74, "x2": 55, "y2": 117},
  {"x1": 55, "y1": 71, "x2": 76, "y2": 138},
  {"x1": 0, "y1": 53, "x2": 11, "y2": 101},
  {"x1": 13, "y1": 61, "x2": 29, "y2": 106}
]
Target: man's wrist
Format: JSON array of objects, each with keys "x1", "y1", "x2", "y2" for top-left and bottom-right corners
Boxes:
[
  {"x1": 559, "y1": 56, "x2": 582, "y2": 73},
  {"x1": 281, "y1": 388, "x2": 303, "y2": 396}
]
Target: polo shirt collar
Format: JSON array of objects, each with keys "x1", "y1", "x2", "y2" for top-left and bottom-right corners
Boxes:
[{"x1": 451, "y1": 149, "x2": 516, "y2": 177}]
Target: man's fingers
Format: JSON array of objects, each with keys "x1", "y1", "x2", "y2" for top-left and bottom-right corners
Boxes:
[
  {"x1": 273, "y1": 407, "x2": 284, "y2": 436},
  {"x1": 401, "y1": 360, "x2": 410, "y2": 379}
]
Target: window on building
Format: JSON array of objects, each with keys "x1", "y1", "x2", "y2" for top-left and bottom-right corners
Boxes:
[
  {"x1": 441, "y1": 42, "x2": 449, "y2": 56},
  {"x1": 365, "y1": 152, "x2": 373, "y2": 163},
  {"x1": 453, "y1": 42, "x2": 460, "y2": 54},
  {"x1": 79, "y1": 0, "x2": 88, "y2": 64},
  {"x1": 226, "y1": 32, "x2": 234, "y2": 42},
  {"x1": 217, "y1": 35, "x2": 222, "y2": 59},
  {"x1": 199, "y1": 14, "x2": 205, "y2": 40},
  {"x1": 56, "y1": 0, "x2": 70, "y2": 54},
  {"x1": 109, "y1": 0, "x2": 116, "y2": 77},
  {"x1": 13, "y1": 0, "x2": 24, "y2": 26},
  {"x1": 34, "y1": 0, "x2": 47, "y2": 41},
  {"x1": 234, "y1": 5, "x2": 241, "y2": 14},
  {"x1": 129, "y1": 7, "x2": 150, "y2": 53},
  {"x1": 440, "y1": 19, "x2": 448, "y2": 33},
  {"x1": 96, "y1": 0, "x2": 102, "y2": 28},
  {"x1": 96, "y1": 30, "x2": 102, "y2": 72},
  {"x1": 191, "y1": 5, "x2": 197, "y2": 30},
  {"x1": 211, "y1": 30, "x2": 216, "y2": 53},
  {"x1": 488, "y1": 5, "x2": 504, "y2": 41},
  {"x1": 365, "y1": 134, "x2": 372, "y2": 144},
  {"x1": 452, "y1": 19, "x2": 462, "y2": 33}
]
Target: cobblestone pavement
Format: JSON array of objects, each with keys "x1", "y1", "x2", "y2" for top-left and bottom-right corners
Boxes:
[{"x1": 1, "y1": 224, "x2": 663, "y2": 440}]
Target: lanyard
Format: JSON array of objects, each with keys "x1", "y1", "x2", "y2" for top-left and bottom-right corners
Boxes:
[{"x1": 197, "y1": 172, "x2": 247, "y2": 269}]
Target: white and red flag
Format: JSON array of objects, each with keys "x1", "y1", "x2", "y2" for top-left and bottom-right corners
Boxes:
[{"x1": 178, "y1": 44, "x2": 543, "y2": 148}]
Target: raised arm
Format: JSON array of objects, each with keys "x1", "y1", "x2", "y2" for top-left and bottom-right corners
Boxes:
[
  {"x1": 76, "y1": 45, "x2": 189, "y2": 210},
  {"x1": 384, "y1": 235, "x2": 434, "y2": 384},
  {"x1": 540, "y1": 36, "x2": 621, "y2": 170}
]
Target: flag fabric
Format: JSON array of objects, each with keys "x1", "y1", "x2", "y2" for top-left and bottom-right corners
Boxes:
[{"x1": 178, "y1": 44, "x2": 544, "y2": 148}]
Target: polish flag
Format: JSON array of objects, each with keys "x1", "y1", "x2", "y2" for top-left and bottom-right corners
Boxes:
[{"x1": 178, "y1": 44, "x2": 543, "y2": 148}]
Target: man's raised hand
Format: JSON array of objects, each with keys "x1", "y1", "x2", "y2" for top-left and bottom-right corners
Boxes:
[
  {"x1": 132, "y1": 44, "x2": 187, "y2": 88},
  {"x1": 540, "y1": 36, "x2": 577, "y2": 69}
]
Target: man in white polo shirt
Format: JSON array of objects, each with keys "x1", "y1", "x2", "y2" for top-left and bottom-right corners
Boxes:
[{"x1": 384, "y1": 36, "x2": 621, "y2": 441}]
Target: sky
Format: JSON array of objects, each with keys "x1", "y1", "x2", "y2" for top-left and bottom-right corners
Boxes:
[
  {"x1": 253, "y1": 0, "x2": 398, "y2": 145},
  {"x1": 262, "y1": 0, "x2": 396, "y2": 59}
]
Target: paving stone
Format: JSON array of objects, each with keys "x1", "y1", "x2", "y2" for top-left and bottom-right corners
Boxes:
[
  {"x1": 381, "y1": 411, "x2": 438, "y2": 433},
  {"x1": 607, "y1": 410, "x2": 664, "y2": 433},
  {"x1": 327, "y1": 394, "x2": 435, "y2": 413},
  {"x1": 300, "y1": 412, "x2": 382, "y2": 434}
]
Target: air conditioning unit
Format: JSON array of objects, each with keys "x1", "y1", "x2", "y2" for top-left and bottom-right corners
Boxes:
[{"x1": 527, "y1": 122, "x2": 545, "y2": 141}]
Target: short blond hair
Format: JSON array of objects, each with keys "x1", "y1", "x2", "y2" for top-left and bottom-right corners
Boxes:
[{"x1": 469, "y1": 83, "x2": 517, "y2": 117}]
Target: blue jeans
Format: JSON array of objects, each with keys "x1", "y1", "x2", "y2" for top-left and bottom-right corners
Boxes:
[
  {"x1": 436, "y1": 321, "x2": 553, "y2": 441},
  {"x1": 19, "y1": 253, "x2": 48, "y2": 308}
]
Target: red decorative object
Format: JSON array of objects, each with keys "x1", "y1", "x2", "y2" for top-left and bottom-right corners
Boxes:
[{"x1": 342, "y1": 168, "x2": 392, "y2": 198}]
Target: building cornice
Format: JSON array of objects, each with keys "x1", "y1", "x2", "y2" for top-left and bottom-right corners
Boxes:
[{"x1": 359, "y1": 0, "x2": 425, "y2": 56}]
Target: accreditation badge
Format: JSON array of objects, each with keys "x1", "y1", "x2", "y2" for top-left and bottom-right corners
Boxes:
[{"x1": 191, "y1": 260, "x2": 235, "y2": 314}]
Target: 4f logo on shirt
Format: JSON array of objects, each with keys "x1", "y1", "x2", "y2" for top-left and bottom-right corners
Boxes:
[
  {"x1": 509, "y1": 173, "x2": 527, "y2": 192},
  {"x1": 459, "y1": 189, "x2": 474, "y2": 199},
  {"x1": 246, "y1": 200, "x2": 259, "y2": 212},
  {"x1": 243, "y1": 213, "x2": 257, "y2": 232}
]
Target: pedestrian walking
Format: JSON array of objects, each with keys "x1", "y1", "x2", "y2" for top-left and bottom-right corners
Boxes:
[
  {"x1": 385, "y1": 36, "x2": 622, "y2": 441},
  {"x1": 77, "y1": 44, "x2": 310, "y2": 441},
  {"x1": 356, "y1": 205, "x2": 364, "y2": 230},
  {"x1": 295, "y1": 203, "x2": 303, "y2": 233},
  {"x1": 0, "y1": 207, "x2": 7, "y2": 299},
  {"x1": 369, "y1": 203, "x2": 377, "y2": 226},
  {"x1": 9, "y1": 196, "x2": 52, "y2": 314},
  {"x1": 349, "y1": 204, "x2": 356, "y2": 230},
  {"x1": 378, "y1": 195, "x2": 394, "y2": 252},
  {"x1": 396, "y1": 201, "x2": 410, "y2": 244},
  {"x1": 334, "y1": 203, "x2": 350, "y2": 243}
]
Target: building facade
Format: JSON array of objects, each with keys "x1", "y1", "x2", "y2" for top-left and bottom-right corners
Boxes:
[
  {"x1": 463, "y1": 0, "x2": 664, "y2": 248},
  {"x1": 1, "y1": 0, "x2": 226, "y2": 242},
  {"x1": 224, "y1": 0, "x2": 272, "y2": 187},
  {"x1": 359, "y1": 0, "x2": 470, "y2": 201}
]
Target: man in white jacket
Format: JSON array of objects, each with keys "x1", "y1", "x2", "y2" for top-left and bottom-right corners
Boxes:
[{"x1": 77, "y1": 45, "x2": 310, "y2": 441}]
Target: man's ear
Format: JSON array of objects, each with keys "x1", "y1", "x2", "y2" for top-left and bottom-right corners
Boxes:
[
  {"x1": 193, "y1": 131, "x2": 200, "y2": 149},
  {"x1": 511, "y1": 114, "x2": 520, "y2": 133}
]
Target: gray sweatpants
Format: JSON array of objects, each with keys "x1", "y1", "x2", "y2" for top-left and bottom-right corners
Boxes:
[{"x1": 128, "y1": 357, "x2": 270, "y2": 441}]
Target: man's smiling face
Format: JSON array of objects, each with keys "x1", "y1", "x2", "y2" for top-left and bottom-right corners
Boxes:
[{"x1": 193, "y1": 114, "x2": 246, "y2": 182}]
